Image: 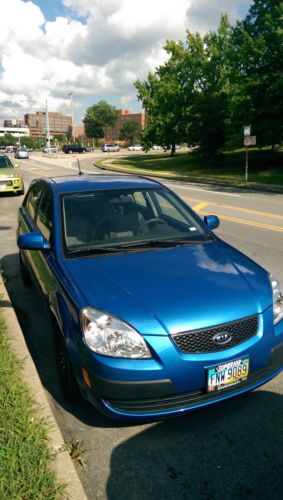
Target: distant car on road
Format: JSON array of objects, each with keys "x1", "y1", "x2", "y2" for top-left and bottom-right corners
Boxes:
[
  {"x1": 128, "y1": 145, "x2": 143, "y2": 151},
  {"x1": 43, "y1": 146, "x2": 58, "y2": 153},
  {"x1": 15, "y1": 147, "x2": 29, "y2": 159},
  {"x1": 0, "y1": 153, "x2": 24, "y2": 195},
  {"x1": 6, "y1": 145, "x2": 17, "y2": 153},
  {"x1": 17, "y1": 174, "x2": 283, "y2": 421},
  {"x1": 63, "y1": 144, "x2": 87, "y2": 154},
  {"x1": 101, "y1": 144, "x2": 120, "y2": 152},
  {"x1": 152, "y1": 145, "x2": 163, "y2": 150}
]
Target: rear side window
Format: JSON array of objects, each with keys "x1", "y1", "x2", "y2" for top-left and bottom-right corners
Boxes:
[
  {"x1": 36, "y1": 187, "x2": 53, "y2": 241},
  {"x1": 24, "y1": 182, "x2": 44, "y2": 221}
]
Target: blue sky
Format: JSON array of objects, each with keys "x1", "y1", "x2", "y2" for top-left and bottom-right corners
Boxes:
[{"x1": 1, "y1": 0, "x2": 253, "y2": 124}]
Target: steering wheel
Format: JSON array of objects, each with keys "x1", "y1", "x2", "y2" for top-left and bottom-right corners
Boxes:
[{"x1": 139, "y1": 217, "x2": 166, "y2": 233}]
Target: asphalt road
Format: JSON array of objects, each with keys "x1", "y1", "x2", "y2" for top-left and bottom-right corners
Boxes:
[{"x1": 1, "y1": 151, "x2": 283, "y2": 500}]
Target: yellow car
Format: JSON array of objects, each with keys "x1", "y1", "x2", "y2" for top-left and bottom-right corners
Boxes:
[{"x1": 0, "y1": 153, "x2": 24, "y2": 195}]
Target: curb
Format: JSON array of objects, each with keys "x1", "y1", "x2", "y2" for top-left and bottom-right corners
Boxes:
[
  {"x1": 0, "y1": 275, "x2": 88, "y2": 500},
  {"x1": 95, "y1": 160, "x2": 283, "y2": 195}
]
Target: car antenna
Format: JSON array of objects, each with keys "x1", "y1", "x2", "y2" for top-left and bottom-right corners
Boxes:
[{"x1": 77, "y1": 158, "x2": 83, "y2": 176}]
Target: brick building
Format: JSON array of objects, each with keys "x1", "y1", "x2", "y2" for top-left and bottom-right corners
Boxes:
[
  {"x1": 24, "y1": 111, "x2": 72, "y2": 139},
  {"x1": 104, "y1": 109, "x2": 145, "y2": 142}
]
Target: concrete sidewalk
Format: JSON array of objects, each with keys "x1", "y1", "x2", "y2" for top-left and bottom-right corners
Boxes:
[{"x1": 0, "y1": 274, "x2": 87, "y2": 500}]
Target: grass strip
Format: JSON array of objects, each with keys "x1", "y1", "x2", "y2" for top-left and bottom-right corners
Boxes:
[
  {"x1": 0, "y1": 314, "x2": 64, "y2": 499},
  {"x1": 98, "y1": 149, "x2": 283, "y2": 187}
]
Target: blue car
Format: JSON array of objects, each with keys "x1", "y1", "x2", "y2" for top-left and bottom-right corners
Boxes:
[{"x1": 17, "y1": 174, "x2": 283, "y2": 421}]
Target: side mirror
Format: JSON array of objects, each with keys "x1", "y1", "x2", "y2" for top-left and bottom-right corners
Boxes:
[
  {"x1": 204, "y1": 215, "x2": 220, "y2": 231},
  {"x1": 17, "y1": 232, "x2": 50, "y2": 250}
]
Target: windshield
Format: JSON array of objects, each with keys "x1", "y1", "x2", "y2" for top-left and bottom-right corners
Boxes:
[
  {"x1": 62, "y1": 188, "x2": 210, "y2": 254},
  {"x1": 0, "y1": 156, "x2": 14, "y2": 168}
]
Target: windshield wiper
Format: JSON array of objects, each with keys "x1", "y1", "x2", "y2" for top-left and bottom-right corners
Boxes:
[
  {"x1": 67, "y1": 245, "x2": 128, "y2": 255},
  {"x1": 115, "y1": 238, "x2": 210, "y2": 249},
  {"x1": 67, "y1": 236, "x2": 213, "y2": 255}
]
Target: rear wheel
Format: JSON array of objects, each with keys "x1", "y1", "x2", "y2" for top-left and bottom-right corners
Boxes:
[{"x1": 55, "y1": 333, "x2": 82, "y2": 404}]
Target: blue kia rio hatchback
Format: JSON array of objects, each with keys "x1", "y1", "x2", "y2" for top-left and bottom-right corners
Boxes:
[{"x1": 17, "y1": 174, "x2": 283, "y2": 421}]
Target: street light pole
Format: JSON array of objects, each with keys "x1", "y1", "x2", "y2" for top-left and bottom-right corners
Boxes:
[{"x1": 45, "y1": 100, "x2": 51, "y2": 153}]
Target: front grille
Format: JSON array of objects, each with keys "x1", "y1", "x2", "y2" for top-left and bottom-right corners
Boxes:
[
  {"x1": 0, "y1": 180, "x2": 12, "y2": 186},
  {"x1": 172, "y1": 315, "x2": 258, "y2": 354}
]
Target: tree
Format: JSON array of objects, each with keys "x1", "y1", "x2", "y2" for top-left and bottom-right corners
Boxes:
[
  {"x1": 135, "y1": 42, "x2": 189, "y2": 155},
  {"x1": 135, "y1": 15, "x2": 232, "y2": 156},
  {"x1": 83, "y1": 100, "x2": 119, "y2": 140},
  {"x1": 119, "y1": 120, "x2": 141, "y2": 144},
  {"x1": 184, "y1": 15, "x2": 232, "y2": 155},
  {"x1": 229, "y1": 0, "x2": 283, "y2": 147}
]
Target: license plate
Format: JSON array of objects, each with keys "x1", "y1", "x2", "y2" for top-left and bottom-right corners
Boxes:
[
  {"x1": 207, "y1": 357, "x2": 249, "y2": 392},
  {"x1": 0, "y1": 184, "x2": 7, "y2": 190}
]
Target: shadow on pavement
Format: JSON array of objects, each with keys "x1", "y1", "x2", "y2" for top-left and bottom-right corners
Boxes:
[
  {"x1": 106, "y1": 390, "x2": 283, "y2": 499},
  {"x1": 1, "y1": 252, "x2": 124, "y2": 428}
]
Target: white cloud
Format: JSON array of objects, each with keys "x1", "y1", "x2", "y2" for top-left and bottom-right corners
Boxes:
[{"x1": 0, "y1": 0, "x2": 252, "y2": 123}]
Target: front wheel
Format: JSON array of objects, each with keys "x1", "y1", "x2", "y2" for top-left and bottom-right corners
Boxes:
[{"x1": 55, "y1": 334, "x2": 82, "y2": 404}]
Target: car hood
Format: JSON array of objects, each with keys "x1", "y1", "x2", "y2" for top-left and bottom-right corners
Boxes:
[
  {"x1": 62, "y1": 240, "x2": 272, "y2": 336},
  {"x1": 0, "y1": 168, "x2": 18, "y2": 177}
]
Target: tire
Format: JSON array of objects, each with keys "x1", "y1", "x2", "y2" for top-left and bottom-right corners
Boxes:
[
  {"x1": 19, "y1": 252, "x2": 32, "y2": 286},
  {"x1": 55, "y1": 333, "x2": 82, "y2": 404}
]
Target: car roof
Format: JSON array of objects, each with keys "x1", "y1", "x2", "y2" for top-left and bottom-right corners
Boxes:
[{"x1": 43, "y1": 174, "x2": 164, "y2": 193}]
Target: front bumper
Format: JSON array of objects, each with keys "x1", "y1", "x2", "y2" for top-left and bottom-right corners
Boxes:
[
  {"x1": 80, "y1": 311, "x2": 283, "y2": 420},
  {"x1": 0, "y1": 178, "x2": 23, "y2": 192},
  {"x1": 83, "y1": 343, "x2": 283, "y2": 420}
]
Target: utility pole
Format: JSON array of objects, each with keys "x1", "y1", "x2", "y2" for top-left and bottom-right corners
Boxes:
[
  {"x1": 45, "y1": 100, "x2": 51, "y2": 153},
  {"x1": 68, "y1": 91, "x2": 74, "y2": 140}
]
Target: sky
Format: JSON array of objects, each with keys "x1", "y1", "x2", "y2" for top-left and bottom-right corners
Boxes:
[{"x1": 0, "y1": 0, "x2": 253, "y2": 125}]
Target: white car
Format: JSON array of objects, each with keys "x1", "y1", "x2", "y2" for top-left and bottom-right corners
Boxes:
[
  {"x1": 43, "y1": 147, "x2": 58, "y2": 153},
  {"x1": 14, "y1": 148, "x2": 29, "y2": 159},
  {"x1": 152, "y1": 145, "x2": 163, "y2": 150},
  {"x1": 101, "y1": 144, "x2": 120, "y2": 152},
  {"x1": 128, "y1": 144, "x2": 143, "y2": 151}
]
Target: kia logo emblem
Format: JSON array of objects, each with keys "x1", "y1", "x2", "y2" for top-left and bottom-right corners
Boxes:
[{"x1": 213, "y1": 332, "x2": 232, "y2": 345}]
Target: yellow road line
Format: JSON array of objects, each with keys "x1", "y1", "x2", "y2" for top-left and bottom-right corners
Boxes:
[
  {"x1": 192, "y1": 202, "x2": 209, "y2": 212},
  {"x1": 184, "y1": 196, "x2": 283, "y2": 221},
  {"x1": 199, "y1": 211, "x2": 283, "y2": 233}
]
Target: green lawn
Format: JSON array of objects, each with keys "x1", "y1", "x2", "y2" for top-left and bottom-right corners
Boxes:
[
  {"x1": 101, "y1": 148, "x2": 283, "y2": 187},
  {"x1": 0, "y1": 314, "x2": 64, "y2": 499}
]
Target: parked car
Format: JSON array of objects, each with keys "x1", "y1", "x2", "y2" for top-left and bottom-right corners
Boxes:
[
  {"x1": 0, "y1": 153, "x2": 24, "y2": 195},
  {"x1": 101, "y1": 144, "x2": 120, "y2": 152},
  {"x1": 128, "y1": 145, "x2": 143, "y2": 151},
  {"x1": 17, "y1": 174, "x2": 283, "y2": 421},
  {"x1": 152, "y1": 145, "x2": 163, "y2": 150},
  {"x1": 6, "y1": 145, "x2": 17, "y2": 153},
  {"x1": 43, "y1": 146, "x2": 58, "y2": 153},
  {"x1": 15, "y1": 147, "x2": 29, "y2": 159},
  {"x1": 63, "y1": 144, "x2": 87, "y2": 154}
]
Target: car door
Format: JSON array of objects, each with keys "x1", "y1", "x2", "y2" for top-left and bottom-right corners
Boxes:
[
  {"x1": 33, "y1": 185, "x2": 57, "y2": 298},
  {"x1": 19, "y1": 180, "x2": 45, "y2": 272}
]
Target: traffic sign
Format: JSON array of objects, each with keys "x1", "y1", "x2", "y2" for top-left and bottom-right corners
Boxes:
[{"x1": 244, "y1": 136, "x2": 256, "y2": 146}]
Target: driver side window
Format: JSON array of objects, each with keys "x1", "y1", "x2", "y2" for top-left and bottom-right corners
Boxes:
[{"x1": 36, "y1": 187, "x2": 53, "y2": 242}]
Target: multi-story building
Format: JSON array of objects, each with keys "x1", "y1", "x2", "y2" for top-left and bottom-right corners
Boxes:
[
  {"x1": 4, "y1": 119, "x2": 25, "y2": 127},
  {"x1": 0, "y1": 126, "x2": 29, "y2": 139},
  {"x1": 24, "y1": 111, "x2": 72, "y2": 139},
  {"x1": 104, "y1": 109, "x2": 145, "y2": 142}
]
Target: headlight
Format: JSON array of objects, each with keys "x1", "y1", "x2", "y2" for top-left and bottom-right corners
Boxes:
[
  {"x1": 269, "y1": 275, "x2": 283, "y2": 325},
  {"x1": 80, "y1": 307, "x2": 151, "y2": 358}
]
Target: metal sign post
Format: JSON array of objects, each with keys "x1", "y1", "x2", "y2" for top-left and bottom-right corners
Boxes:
[{"x1": 243, "y1": 125, "x2": 256, "y2": 183}]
